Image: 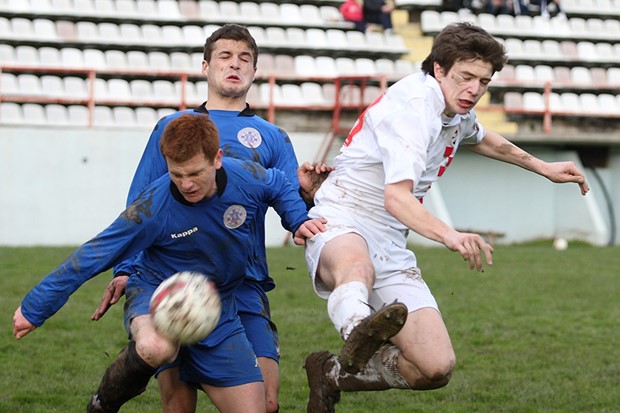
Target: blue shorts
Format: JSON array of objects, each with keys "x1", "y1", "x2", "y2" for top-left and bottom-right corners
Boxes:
[
  {"x1": 236, "y1": 280, "x2": 280, "y2": 362},
  {"x1": 179, "y1": 331, "x2": 263, "y2": 387},
  {"x1": 123, "y1": 275, "x2": 158, "y2": 337},
  {"x1": 126, "y1": 276, "x2": 262, "y2": 386}
]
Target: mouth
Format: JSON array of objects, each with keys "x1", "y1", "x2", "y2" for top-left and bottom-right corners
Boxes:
[
  {"x1": 226, "y1": 74, "x2": 241, "y2": 82},
  {"x1": 458, "y1": 98, "x2": 474, "y2": 110}
]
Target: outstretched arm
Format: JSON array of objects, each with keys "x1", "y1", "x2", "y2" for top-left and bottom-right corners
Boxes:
[
  {"x1": 297, "y1": 162, "x2": 333, "y2": 205},
  {"x1": 468, "y1": 129, "x2": 590, "y2": 195},
  {"x1": 385, "y1": 180, "x2": 494, "y2": 272},
  {"x1": 91, "y1": 275, "x2": 129, "y2": 321}
]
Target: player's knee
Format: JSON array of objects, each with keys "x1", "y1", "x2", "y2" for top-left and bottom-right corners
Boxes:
[
  {"x1": 136, "y1": 337, "x2": 177, "y2": 366},
  {"x1": 413, "y1": 355, "x2": 456, "y2": 390},
  {"x1": 266, "y1": 399, "x2": 279, "y2": 413}
]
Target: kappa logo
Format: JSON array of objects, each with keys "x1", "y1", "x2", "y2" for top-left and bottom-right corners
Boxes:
[
  {"x1": 237, "y1": 127, "x2": 262, "y2": 148},
  {"x1": 170, "y1": 227, "x2": 198, "y2": 239},
  {"x1": 223, "y1": 205, "x2": 247, "y2": 229}
]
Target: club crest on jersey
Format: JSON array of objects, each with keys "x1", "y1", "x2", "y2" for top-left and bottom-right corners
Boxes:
[
  {"x1": 237, "y1": 127, "x2": 262, "y2": 148},
  {"x1": 223, "y1": 205, "x2": 247, "y2": 229}
]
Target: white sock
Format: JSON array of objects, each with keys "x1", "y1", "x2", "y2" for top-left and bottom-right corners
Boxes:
[{"x1": 327, "y1": 281, "x2": 371, "y2": 340}]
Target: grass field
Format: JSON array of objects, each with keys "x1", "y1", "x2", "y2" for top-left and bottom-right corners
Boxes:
[{"x1": 1, "y1": 243, "x2": 619, "y2": 412}]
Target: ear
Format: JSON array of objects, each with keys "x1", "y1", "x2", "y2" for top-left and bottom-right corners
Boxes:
[
  {"x1": 214, "y1": 149, "x2": 223, "y2": 169},
  {"x1": 434, "y1": 62, "x2": 445, "y2": 81},
  {"x1": 201, "y1": 59, "x2": 209, "y2": 77}
]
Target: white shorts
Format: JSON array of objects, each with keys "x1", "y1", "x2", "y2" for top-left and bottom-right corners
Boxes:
[{"x1": 305, "y1": 203, "x2": 439, "y2": 313}]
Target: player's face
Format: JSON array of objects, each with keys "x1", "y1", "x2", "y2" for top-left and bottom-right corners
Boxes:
[
  {"x1": 202, "y1": 39, "x2": 256, "y2": 100},
  {"x1": 167, "y1": 150, "x2": 223, "y2": 203},
  {"x1": 434, "y1": 59, "x2": 493, "y2": 117}
]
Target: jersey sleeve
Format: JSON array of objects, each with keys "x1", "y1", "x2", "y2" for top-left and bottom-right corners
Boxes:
[
  {"x1": 115, "y1": 116, "x2": 169, "y2": 276},
  {"x1": 20, "y1": 187, "x2": 165, "y2": 327}
]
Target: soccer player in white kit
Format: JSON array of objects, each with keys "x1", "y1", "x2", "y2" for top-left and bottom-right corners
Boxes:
[{"x1": 304, "y1": 22, "x2": 590, "y2": 412}]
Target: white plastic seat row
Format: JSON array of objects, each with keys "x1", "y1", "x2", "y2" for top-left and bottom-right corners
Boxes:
[
  {"x1": 0, "y1": 102, "x2": 176, "y2": 127},
  {"x1": 501, "y1": 38, "x2": 620, "y2": 65},
  {"x1": 423, "y1": 10, "x2": 620, "y2": 42},
  {"x1": 504, "y1": 91, "x2": 620, "y2": 117},
  {"x1": 0, "y1": 44, "x2": 203, "y2": 72}
]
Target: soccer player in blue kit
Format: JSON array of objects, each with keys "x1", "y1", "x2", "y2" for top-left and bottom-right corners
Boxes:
[
  {"x1": 89, "y1": 24, "x2": 330, "y2": 413},
  {"x1": 13, "y1": 114, "x2": 327, "y2": 413}
]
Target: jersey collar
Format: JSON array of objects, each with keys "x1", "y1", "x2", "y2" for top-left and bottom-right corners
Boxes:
[{"x1": 194, "y1": 102, "x2": 255, "y2": 117}]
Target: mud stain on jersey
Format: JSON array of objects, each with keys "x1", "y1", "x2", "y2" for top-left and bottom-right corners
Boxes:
[
  {"x1": 241, "y1": 161, "x2": 266, "y2": 180},
  {"x1": 121, "y1": 189, "x2": 155, "y2": 224},
  {"x1": 402, "y1": 267, "x2": 422, "y2": 281}
]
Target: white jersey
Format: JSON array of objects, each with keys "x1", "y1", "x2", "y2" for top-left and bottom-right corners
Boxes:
[{"x1": 314, "y1": 72, "x2": 485, "y2": 231}]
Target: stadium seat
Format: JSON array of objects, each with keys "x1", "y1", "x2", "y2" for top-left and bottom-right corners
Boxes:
[
  {"x1": 548, "y1": 92, "x2": 562, "y2": 112},
  {"x1": 534, "y1": 65, "x2": 554, "y2": 83},
  {"x1": 93, "y1": 106, "x2": 115, "y2": 126},
  {"x1": 149, "y1": 51, "x2": 172, "y2": 71},
  {"x1": 22, "y1": 103, "x2": 47, "y2": 125},
  {"x1": 314, "y1": 56, "x2": 339, "y2": 78},
  {"x1": 113, "y1": 106, "x2": 137, "y2": 126},
  {"x1": 136, "y1": 0, "x2": 159, "y2": 19},
  {"x1": 259, "y1": 82, "x2": 283, "y2": 105},
  {"x1": 60, "y1": 47, "x2": 85, "y2": 68},
  {"x1": 300, "y1": 82, "x2": 327, "y2": 105},
  {"x1": 553, "y1": 66, "x2": 571, "y2": 86},
  {"x1": 130, "y1": 79, "x2": 154, "y2": 101},
  {"x1": 286, "y1": 27, "x2": 306, "y2": 49},
  {"x1": 394, "y1": 59, "x2": 418, "y2": 77},
  {"x1": 576, "y1": 41, "x2": 598, "y2": 62},
  {"x1": 319, "y1": 5, "x2": 342, "y2": 23},
  {"x1": 93, "y1": 78, "x2": 108, "y2": 100},
  {"x1": 15, "y1": 45, "x2": 39, "y2": 67},
  {"x1": 335, "y1": 57, "x2": 357, "y2": 76},
  {"x1": 119, "y1": 23, "x2": 142, "y2": 42},
  {"x1": 590, "y1": 67, "x2": 607, "y2": 86},
  {"x1": 141, "y1": 24, "x2": 164, "y2": 46},
  {"x1": 579, "y1": 93, "x2": 599, "y2": 114},
  {"x1": 0, "y1": 73, "x2": 19, "y2": 95},
  {"x1": 198, "y1": 0, "x2": 220, "y2": 19},
  {"x1": 355, "y1": 58, "x2": 377, "y2": 76},
  {"x1": 116, "y1": 0, "x2": 139, "y2": 17},
  {"x1": 107, "y1": 78, "x2": 132, "y2": 102},
  {"x1": 299, "y1": 4, "x2": 323, "y2": 25},
  {"x1": 294, "y1": 55, "x2": 317, "y2": 78},
  {"x1": 182, "y1": 25, "x2": 204, "y2": 46},
  {"x1": 45, "y1": 104, "x2": 69, "y2": 126},
  {"x1": 219, "y1": 1, "x2": 241, "y2": 21},
  {"x1": 597, "y1": 94, "x2": 618, "y2": 115},
  {"x1": 93, "y1": 0, "x2": 116, "y2": 17},
  {"x1": 607, "y1": 68, "x2": 620, "y2": 85},
  {"x1": 135, "y1": 106, "x2": 158, "y2": 127},
  {"x1": 179, "y1": 0, "x2": 200, "y2": 19},
  {"x1": 40, "y1": 75, "x2": 65, "y2": 98},
  {"x1": 280, "y1": 3, "x2": 303, "y2": 25},
  {"x1": 170, "y1": 51, "x2": 194, "y2": 71},
  {"x1": 82, "y1": 48, "x2": 106, "y2": 69},
  {"x1": 305, "y1": 28, "x2": 328, "y2": 51},
  {"x1": 126, "y1": 50, "x2": 149, "y2": 70},
  {"x1": 63, "y1": 76, "x2": 88, "y2": 99},
  {"x1": 503, "y1": 91, "x2": 523, "y2": 110},
  {"x1": 274, "y1": 55, "x2": 295, "y2": 77},
  {"x1": 98, "y1": 22, "x2": 121, "y2": 43},
  {"x1": 256, "y1": 54, "x2": 275, "y2": 77},
  {"x1": 515, "y1": 65, "x2": 536, "y2": 83},
  {"x1": 363, "y1": 85, "x2": 383, "y2": 105},
  {"x1": 246, "y1": 84, "x2": 261, "y2": 106},
  {"x1": 39, "y1": 47, "x2": 62, "y2": 67},
  {"x1": 104, "y1": 50, "x2": 128, "y2": 69},
  {"x1": 559, "y1": 93, "x2": 580, "y2": 113},
  {"x1": 157, "y1": 0, "x2": 182, "y2": 19},
  {"x1": 17, "y1": 74, "x2": 43, "y2": 96},
  {"x1": 152, "y1": 80, "x2": 178, "y2": 104},
  {"x1": 239, "y1": 2, "x2": 261, "y2": 24},
  {"x1": 76, "y1": 21, "x2": 100, "y2": 43},
  {"x1": 280, "y1": 84, "x2": 304, "y2": 106},
  {"x1": 570, "y1": 66, "x2": 593, "y2": 85},
  {"x1": 67, "y1": 105, "x2": 90, "y2": 126},
  {"x1": 0, "y1": 44, "x2": 15, "y2": 65},
  {"x1": 375, "y1": 58, "x2": 396, "y2": 77},
  {"x1": 11, "y1": 17, "x2": 35, "y2": 40},
  {"x1": 50, "y1": 0, "x2": 74, "y2": 14},
  {"x1": 161, "y1": 25, "x2": 185, "y2": 47},
  {"x1": 0, "y1": 102, "x2": 23, "y2": 124},
  {"x1": 33, "y1": 18, "x2": 58, "y2": 40},
  {"x1": 522, "y1": 92, "x2": 545, "y2": 112}
]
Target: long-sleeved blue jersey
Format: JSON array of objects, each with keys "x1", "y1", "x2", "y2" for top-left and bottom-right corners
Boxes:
[
  {"x1": 115, "y1": 105, "x2": 300, "y2": 291},
  {"x1": 20, "y1": 158, "x2": 309, "y2": 346}
]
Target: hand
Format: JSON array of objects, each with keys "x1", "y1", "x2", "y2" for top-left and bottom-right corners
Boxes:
[
  {"x1": 13, "y1": 306, "x2": 36, "y2": 339},
  {"x1": 298, "y1": 162, "x2": 333, "y2": 204},
  {"x1": 293, "y1": 218, "x2": 328, "y2": 245},
  {"x1": 91, "y1": 275, "x2": 128, "y2": 321},
  {"x1": 444, "y1": 231, "x2": 494, "y2": 272},
  {"x1": 543, "y1": 161, "x2": 590, "y2": 195}
]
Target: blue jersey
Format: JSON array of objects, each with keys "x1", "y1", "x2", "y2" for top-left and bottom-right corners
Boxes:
[
  {"x1": 116, "y1": 104, "x2": 300, "y2": 290},
  {"x1": 20, "y1": 158, "x2": 309, "y2": 346}
]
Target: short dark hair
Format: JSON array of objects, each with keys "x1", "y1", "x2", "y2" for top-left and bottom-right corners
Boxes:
[
  {"x1": 421, "y1": 22, "x2": 507, "y2": 77},
  {"x1": 203, "y1": 24, "x2": 259, "y2": 68},
  {"x1": 160, "y1": 114, "x2": 220, "y2": 163}
]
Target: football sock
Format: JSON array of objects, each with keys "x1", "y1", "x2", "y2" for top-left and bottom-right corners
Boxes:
[
  {"x1": 327, "y1": 281, "x2": 371, "y2": 340},
  {"x1": 335, "y1": 344, "x2": 411, "y2": 391},
  {"x1": 90, "y1": 340, "x2": 157, "y2": 412}
]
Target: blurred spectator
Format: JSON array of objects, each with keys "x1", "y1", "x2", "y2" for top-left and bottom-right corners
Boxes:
[
  {"x1": 363, "y1": 0, "x2": 395, "y2": 33},
  {"x1": 527, "y1": 0, "x2": 566, "y2": 19},
  {"x1": 486, "y1": 0, "x2": 512, "y2": 15},
  {"x1": 340, "y1": 0, "x2": 366, "y2": 32}
]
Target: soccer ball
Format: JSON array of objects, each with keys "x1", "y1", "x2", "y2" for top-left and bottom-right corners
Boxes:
[{"x1": 149, "y1": 271, "x2": 221, "y2": 344}]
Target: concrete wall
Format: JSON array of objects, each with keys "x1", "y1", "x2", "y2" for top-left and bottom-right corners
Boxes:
[{"x1": 1, "y1": 125, "x2": 616, "y2": 247}]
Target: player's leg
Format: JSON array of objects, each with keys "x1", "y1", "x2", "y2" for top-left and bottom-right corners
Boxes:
[
  {"x1": 88, "y1": 278, "x2": 179, "y2": 413},
  {"x1": 237, "y1": 281, "x2": 281, "y2": 413},
  {"x1": 180, "y1": 331, "x2": 265, "y2": 413},
  {"x1": 306, "y1": 229, "x2": 407, "y2": 374},
  {"x1": 157, "y1": 365, "x2": 198, "y2": 413}
]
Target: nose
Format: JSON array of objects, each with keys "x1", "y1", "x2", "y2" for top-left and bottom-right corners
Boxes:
[{"x1": 181, "y1": 178, "x2": 193, "y2": 190}]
